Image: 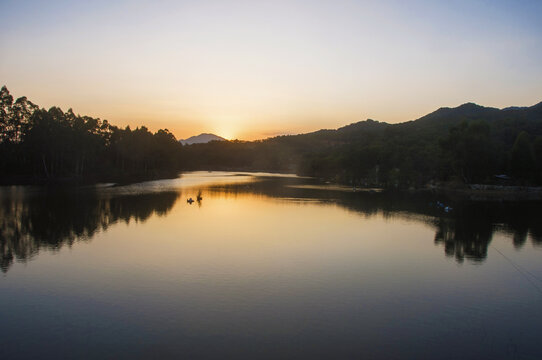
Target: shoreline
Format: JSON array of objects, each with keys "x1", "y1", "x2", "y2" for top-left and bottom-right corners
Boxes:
[
  {"x1": 0, "y1": 170, "x2": 181, "y2": 187},
  {"x1": 3, "y1": 170, "x2": 542, "y2": 201},
  {"x1": 425, "y1": 184, "x2": 542, "y2": 201}
]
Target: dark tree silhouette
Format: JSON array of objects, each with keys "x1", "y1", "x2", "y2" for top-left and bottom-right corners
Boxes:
[
  {"x1": 0, "y1": 86, "x2": 184, "y2": 184},
  {"x1": 1, "y1": 86, "x2": 541, "y2": 186}
]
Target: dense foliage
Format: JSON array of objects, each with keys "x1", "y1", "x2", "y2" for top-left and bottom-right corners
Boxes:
[
  {"x1": 1, "y1": 86, "x2": 183, "y2": 183},
  {"x1": 1, "y1": 85, "x2": 541, "y2": 186},
  {"x1": 183, "y1": 103, "x2": 542, "y2": 187}
]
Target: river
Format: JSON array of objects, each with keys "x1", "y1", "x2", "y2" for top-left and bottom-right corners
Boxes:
[{"x1": 1, "y1": 172, "x2": 541, "y2": 359}]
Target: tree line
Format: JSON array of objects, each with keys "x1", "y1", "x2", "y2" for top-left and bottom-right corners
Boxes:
[
  {"x1": 183, "y1": 103, "x2": 542, "y2": 187},
  {"x1": 1, "y1": 85, "x2": 541, "y2": 186},
  {"x1": 1, "y1": 86, "x2": 183, "y2": 183}
]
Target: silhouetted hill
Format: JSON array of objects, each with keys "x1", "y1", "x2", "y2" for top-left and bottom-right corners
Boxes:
[
  {"x1": 180, "y1": 133, "x2": 225, "y2": 145},
  {"x1": 1, "y1": 84, "x2": 541, "y2": 187},
  {"x1": 417, "y1": 102, "x2": 497, "y2": 121},
  {"x1": 183, "y1": 101, "x2": 542, "y2": 186}
]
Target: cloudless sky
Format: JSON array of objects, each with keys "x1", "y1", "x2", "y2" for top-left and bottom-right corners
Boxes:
[{"x1": 1, "y1": 0, "x2": 541, "y2": 140}]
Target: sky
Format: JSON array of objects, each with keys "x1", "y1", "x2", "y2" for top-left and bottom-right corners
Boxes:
[{"x1": 1, "y1": 0, "x2": 541, "y2": 140}]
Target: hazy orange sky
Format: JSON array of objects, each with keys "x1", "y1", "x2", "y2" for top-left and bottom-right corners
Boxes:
[{"x1": 1, "y1": 0, "x2": 541, "y2": 140}]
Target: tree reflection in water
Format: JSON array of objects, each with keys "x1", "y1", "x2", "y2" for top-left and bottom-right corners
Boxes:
[
  {"x1": 207, "y1": 176, "x2": 542, "y2": 263},
  {"x1": 0, "y1": 190, "x2": 179, "y2": 273},
  {"x1": 1, "y1": 175, "x2": 541, "y2": 273}
]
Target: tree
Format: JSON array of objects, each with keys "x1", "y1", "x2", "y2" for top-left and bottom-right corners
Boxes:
[
  {"x1": 0, "y1": 86, "x2": 14, "y2": 142},
  {"x1": 510, "y1": 131, "x2": 534, "y2": 180},
  {"x1": 440, "y1": 121, "x2": 495, "y2": 183}
]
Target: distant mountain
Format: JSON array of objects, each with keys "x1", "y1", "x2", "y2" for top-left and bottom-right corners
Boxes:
[
  {"x1": 502, "y1": 106, "x2": 527, "y2": 111},
  {"x1": 180, "y1": 133, "x2": 225, "y2": 145},
  {"x1": 5, "y1": 81, "x2": 539, "y2": 187},
  {"x1": 182, "y1": 101, "x2": 542, "y2": 186}
]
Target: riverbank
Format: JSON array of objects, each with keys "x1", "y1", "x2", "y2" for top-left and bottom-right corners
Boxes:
[
  {"x1": 426, "y1": 183, "x2": 542, "y2": 201},
  {"x1": 0, "y1": 170, "x2": 181, "y2": 187}
]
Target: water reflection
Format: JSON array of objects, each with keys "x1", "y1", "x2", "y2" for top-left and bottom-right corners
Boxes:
[
  {"x1": 207, "y1": 176, "x2": 542, "y2": 263},
  {"x1": 0, "y1": 190, "x2": 179, "y2": 273},
  {"x1": 1, "y1": 173, "x2": 541, "y2": 273}
]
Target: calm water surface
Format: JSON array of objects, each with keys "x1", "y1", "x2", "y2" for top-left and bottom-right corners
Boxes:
[{"x1": 1, "y1": 172, "x2": 541, "y2": 359}]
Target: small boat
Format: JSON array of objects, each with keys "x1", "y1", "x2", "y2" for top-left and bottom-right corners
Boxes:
[{"x1": 187, "y1": 198, "x2": 194, "y2": 204}]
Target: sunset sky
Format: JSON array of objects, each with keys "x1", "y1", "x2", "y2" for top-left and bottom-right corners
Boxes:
[{"x1": 1, "y1": 0, "x2": 541, "y2": 140}]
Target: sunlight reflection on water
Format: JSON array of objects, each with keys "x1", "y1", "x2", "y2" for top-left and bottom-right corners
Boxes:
[{"x1": 1, "y1": 172, "x2": 541, "y2": 360}]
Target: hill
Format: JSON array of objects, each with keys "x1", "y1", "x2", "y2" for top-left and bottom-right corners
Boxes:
[
  {"x1": 179, "y1": 133, "x2": 225, "y2": 145},
  {"x1": 1, "y1": 83, "x2": 541, "y2": 187},
  {"x1": 182, "y1": 102, "x2": 542, "y2": 187}
]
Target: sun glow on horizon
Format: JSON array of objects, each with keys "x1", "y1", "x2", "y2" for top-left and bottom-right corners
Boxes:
[{"x1": 211, "y1": 117, "x2": 243, "y2": 140}]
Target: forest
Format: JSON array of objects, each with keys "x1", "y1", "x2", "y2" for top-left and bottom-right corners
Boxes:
[
  {"x1": 1, "y1": 85, "x2": 542, "y2": 187},
  {"x1": 183, "y1": 102, "x2": 542, "y2": 187},
  {"x1": 1, "y1": 86, "x2": 183, "y2": 184}
]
